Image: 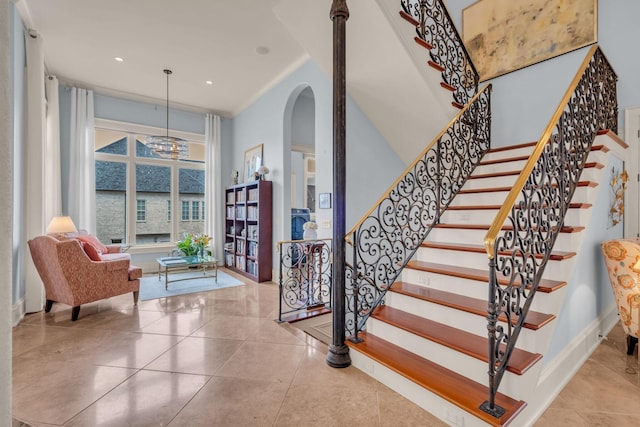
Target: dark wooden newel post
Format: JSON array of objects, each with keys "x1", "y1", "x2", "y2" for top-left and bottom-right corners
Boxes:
[{"x1": 326, "y1": 0, "x2": 351, "y2": 368}]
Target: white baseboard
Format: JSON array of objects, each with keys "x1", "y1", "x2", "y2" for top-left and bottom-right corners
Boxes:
[
  {"x1": 516, "y1": 303, "x2": 619, "y2": 426},
  {"x1": 12, "y1": 298, "x2": 25, "y2": 326}
]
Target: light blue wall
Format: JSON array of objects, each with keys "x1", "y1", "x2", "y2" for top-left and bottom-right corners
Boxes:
[
  {"x1": 545, "y1": 156, "x2": 623, "y2": 362},
  {"x1": 230, "y1": 59, "x2": 405, "y2": 267},
  {"x1": 11, "y1": 3, "x2": 25, "y2": 306},
  {"x1": 446, "y1": 0, "x2": 640, "y2": 146}
]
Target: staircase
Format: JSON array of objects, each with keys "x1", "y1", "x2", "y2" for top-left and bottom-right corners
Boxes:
[
  {"x1": 347, "y1": 136, "x2": 622, "y2": 426},
  {"x1": 340, "y1": 2, "x2": 620, "y2": 426}
]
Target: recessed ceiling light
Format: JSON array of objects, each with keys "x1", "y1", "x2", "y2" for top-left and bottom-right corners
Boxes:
[
  {"x1": 255, "y1": 46, "x2": 269, "y2": 55},
  {"x1": 206, "y1": 80, "x2": 213, "y2": 85},
  {"x1": 114, "y1": 57, "x2": 124, "y2": 62}
]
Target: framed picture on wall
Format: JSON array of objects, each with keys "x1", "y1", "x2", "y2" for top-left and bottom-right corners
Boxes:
[
  {"x1": 462, "y1": 0, "x2": 597, "y2": 81},
  {"x1": 319, "y1": 193, "x2": 332, "y2": 209},
  {"x1": 243, "y1": 144, "x2": 263, "y2": 182}
]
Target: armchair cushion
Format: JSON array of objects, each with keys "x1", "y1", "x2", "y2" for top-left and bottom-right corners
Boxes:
[
  {"x1": 82, "y1": 242, "x2": 102, "y2": 261},
  {"x1": 76, "y1": 234, "x2": 108, "y2": 254}
]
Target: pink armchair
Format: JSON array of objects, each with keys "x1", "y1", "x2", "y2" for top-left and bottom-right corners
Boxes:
[{"x1": 28, "y1": 234, "x2": 142, "y2": 321}]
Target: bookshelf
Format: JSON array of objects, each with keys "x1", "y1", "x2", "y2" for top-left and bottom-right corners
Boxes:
[{"x1": 224, "y1": 180, "x2": 272, "y2": 282}]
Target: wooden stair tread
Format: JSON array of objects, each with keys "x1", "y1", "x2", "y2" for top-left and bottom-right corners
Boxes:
[
  {"x1": 487, "y1": 141, "x2": 537, "y2": 153},
  {"x1": 470, "y1": 162, "x2": 603, "y2": 179},
  {"x1": 406, "y1": 260, "x2": 567, "y2": 293},
  {"x1": 486, "y1": 141, "x2": 607, "y2": 154},
  {"x1": 347, "y1": 331, "x2": 527, "y2": 426},
  {"x1": 447, "y1": 202, "x2": 591, "y2": 210},
  {"x1": 432, "y1": 222, "x2": 584, "y2": 234},
  {"x1": 414, "y1": 36, "x2": 434, "y2": 51},
  {"x1": 428, "y1": 60, "x2": 445, "y2": 72},
  {"x1": 457, "y1": 180, "x2": 598, "y2": 194},
  {"x1": 373, "y1": 305, "x2": 542, "y2": 375},
  {"x1": 480, "y1": 155, "x2": 529, "y2": 166},
  {"x1": 280, "y1": 307, "x2": 332, "y2": 324},
  {"x1": 392, "y1": 281, "x2": 555, "y2": 330},
  {"x1": 399, "y1": 10, "x2": 420, "y2": 27},
  {"x1": 421, "y1": 241, "x2": 575, "y2": 261}
]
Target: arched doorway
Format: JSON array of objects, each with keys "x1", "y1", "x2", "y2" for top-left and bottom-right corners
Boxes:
[{"x1": 283, "y1": 85, "x2": 316, "y2": 241}]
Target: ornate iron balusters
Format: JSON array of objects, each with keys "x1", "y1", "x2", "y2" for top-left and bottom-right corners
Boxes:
[
  {"x1": 346, "y1": 84, "x2": 492, "y2": 338},
  {"x1": 401, "y1": 0, "x2": 479, "y2": 106},
  {"x1": 481, "y1": 46, "x2": 618, "y2": 417},
  {"x1": 277, "y1": 239, "x2": 333, "y2": 322}
]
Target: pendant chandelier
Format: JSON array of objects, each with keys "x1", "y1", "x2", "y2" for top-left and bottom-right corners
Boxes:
[{"x1": 145, "y1": 69, "x2": 189, "y2": 160}]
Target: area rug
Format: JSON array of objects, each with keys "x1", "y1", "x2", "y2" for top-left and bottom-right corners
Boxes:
[{"x1": 138, "y1": 270, "x2": 244, "y2": 301}]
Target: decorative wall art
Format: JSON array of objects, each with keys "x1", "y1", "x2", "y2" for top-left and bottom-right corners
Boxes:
[
  {"x1": 609, "y1": 167, "x2": 628, "y2": 228},
  {"x1": 243, "y1": 144, "x2": 263, "y2": 183},
  {"x1": 318, "y1": 193, "x2": 332, "y2": 209},
  {"x1": 462, "y1": 0, "x2": 597, "y2": 81}
]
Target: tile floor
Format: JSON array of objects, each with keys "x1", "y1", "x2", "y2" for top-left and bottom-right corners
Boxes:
[{"x1": 10, "y1": 269, "x2": 640, "y2": 426}]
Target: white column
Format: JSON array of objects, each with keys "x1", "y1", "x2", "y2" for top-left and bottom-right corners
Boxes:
[
  {"x1": 0, "y1": 0, "x2": 13, "y2": 423},
  {"x1": 23, "y1": 25, "x2": 46, "y2": 312}
]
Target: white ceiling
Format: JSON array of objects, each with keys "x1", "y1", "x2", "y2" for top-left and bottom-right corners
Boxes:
[
  {"x1": 18, "y1": 0, "x2": 311, "y2": 116},
  {"x1": 17, "y1": 0, "x2": 457, "y2": 163}
]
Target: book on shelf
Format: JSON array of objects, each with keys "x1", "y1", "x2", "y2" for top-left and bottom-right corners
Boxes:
[
  {"x1": 235, "y1": 255, "x2": 246, "y2": 271},
  {"x1": 247, "y1": 206, "x2": 258, "y2": 220},
  {"x1": 225, "y1": 253, "x2": 235, "y2": 266},
  {"x1": 248, "y1": 241, "x2": 258, "y2": 257},
  {"x1": 236, "y1": 206, "x2": 246, "y2": 219},
  {"x1": 248, "y1": 188, "x2": 258, "y2": 201},
  {"x1": 247, "y1": 225, "x2": 258, "y2": 239}
]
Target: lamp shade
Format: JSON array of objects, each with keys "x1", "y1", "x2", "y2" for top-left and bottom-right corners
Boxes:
[{"x1": 46, "y1": 216, "x2": 78, "y2": 234}]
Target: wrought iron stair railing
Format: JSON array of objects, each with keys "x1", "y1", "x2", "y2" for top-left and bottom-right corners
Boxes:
[
  {"x1": 345, "y1": 83, "x2": 492, "y2": 339},
  {"x1": 401, "y1": 0, "x2": 479, "y2": 107},
  {"x1": 277, "y1": 238, "x2": 333, "y2": 322},
  {"x1": 480, "y1": 45, "x2": 618, "y2": 417}
]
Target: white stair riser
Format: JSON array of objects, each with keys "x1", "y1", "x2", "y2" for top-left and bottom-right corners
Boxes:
[
  {"x1": 440, "y1": 207, "x2": 591, "y2": 226},
  {"x1": 451, "y1": 185, "x2": 596, "y2": 206},
  {"x1": 474, "y1": 159, "x2": 527, "y2": 175},
  {"x1": 462, "y1": 166, "x2": 602, "y2": 190},
  {"x1": 367, "y1": 318, "x2": 541, "y2": 400},
  {"x1": 416, "y1": 247, "x2": 577, "y2": 280},
  {"x1": 400, "y1": 268, "x2": 569, "y2": 314},
  {"x1": 483, "y1": 146, "x2": 535, "y2": 161},
  {"x1": 384, "y1": 291, "x2": 553, "y2": 354},
  {"x1": 426, "y1": 227, "x2": 585, "y2": 252}
]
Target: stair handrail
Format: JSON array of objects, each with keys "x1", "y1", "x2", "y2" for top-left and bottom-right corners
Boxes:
[
  {"x1": 401, "y1": 0, "x2": 479, "y2": 106},
  {"x1": 345, "y1": 83, "x2": 492, "y2": 340},
  {"x1": 480, "y1": 45, "x2": 618, "y2": 418}
]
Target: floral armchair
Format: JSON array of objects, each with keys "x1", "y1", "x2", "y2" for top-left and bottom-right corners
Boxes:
[
  {"x1": 28, "y1": 234, "x2": 142, "y2": 321},
  {"x1": 601, "y1": 239, "x2": 640, "y2": 355}
]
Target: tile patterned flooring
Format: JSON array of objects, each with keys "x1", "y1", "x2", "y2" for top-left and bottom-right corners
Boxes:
[{"x1": 11, "y1": 269, "x2": 640, "y2": 426}]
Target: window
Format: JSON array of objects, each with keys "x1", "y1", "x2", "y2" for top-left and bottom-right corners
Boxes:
[
  {"x1": 182, "y1": 201, "x2": 190, "y2": 221},
  {"x1": 192, "y1": 201, "x2": 200, "y2": 221},
  {"x1": 136, "y1": 200, "x2": 146, "y2": 222},
  {"x1": 94, "y1": 120, "x2": 205, "y2": 246}
]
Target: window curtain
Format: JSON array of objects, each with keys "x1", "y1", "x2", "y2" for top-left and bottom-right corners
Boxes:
[
  {"x1": 67, "y1": 88, "x2": 96, "y2": 233},
  {"x1": 205, "y1": 113, "x2": 223, "y2": 262}
]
